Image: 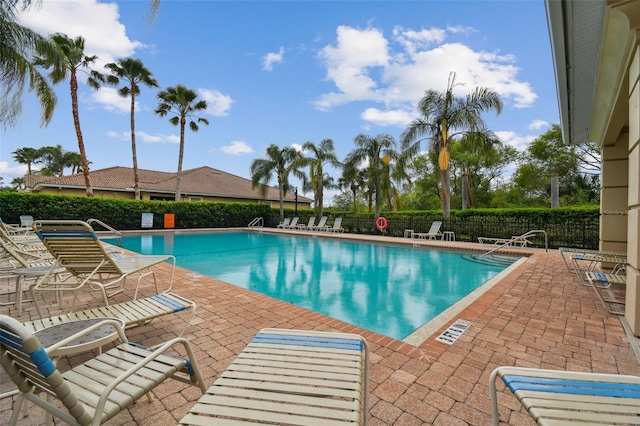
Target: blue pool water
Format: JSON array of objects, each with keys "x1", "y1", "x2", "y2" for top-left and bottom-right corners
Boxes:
[{"x1": 115, "y1": 232, "x2": 515, "y2": 340}]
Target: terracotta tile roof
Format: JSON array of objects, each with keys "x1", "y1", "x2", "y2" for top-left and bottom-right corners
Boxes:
[{"x1": 24, "y1": 166, "x2": 312, "y2": 202}]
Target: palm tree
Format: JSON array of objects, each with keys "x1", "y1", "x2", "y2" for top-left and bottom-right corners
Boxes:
[
  {"x1": 0, "y1": 0, "x2": 57, "y2": 129},
  {"x1": 250, "y1": 144, "x2": 305, "y2": 222},
  {"x1": 105, "y1": 58, "x2": 159, "y2": 200},
  {"x1": 39, "y1": 145, "x2": 81, "y2": 176},
  {"x1": 155, "y1": 84, "x2": 209, "y2": 201},
  {"x1": 344, "y1": 133, "x2": 397, "y2": 218},
  {"x1": 381, "y1": 156, "x2": 410, "y2": 211},
  {"x1": 12, "y1": 147, "x2": 41, "y2": 174},
  {"x1": 338, "y1": 163, "x2": 366, "y2": 214},
  {"x1": 299, "y1": 139, "x2": 340, "y2": 217},
  {"x1": 34, "y1": 33, "x2": 105, "y2": 197},
  {"x1": 401, "y1": 72, "x2": 503, "y2": 216},
  {"x1": 67, "y1": 152, "x2": 85, "y2": 174},
  {"x1": 455, "y1": 130, "x2": 502, "y2": 209}
]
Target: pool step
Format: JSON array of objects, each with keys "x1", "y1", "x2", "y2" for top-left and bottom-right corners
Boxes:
[{"x1": 463, "y1": 253, "x2": 517, "y2": 267}]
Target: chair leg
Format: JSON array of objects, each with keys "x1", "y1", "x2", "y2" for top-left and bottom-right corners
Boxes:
[{"x1": 8, "y1": 393, "x2": 24, "y2": 426}]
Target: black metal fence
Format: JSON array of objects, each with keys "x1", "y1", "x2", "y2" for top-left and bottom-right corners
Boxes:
[{"x1": 269, "y1": 214, "x2": 600, "y2": 250}]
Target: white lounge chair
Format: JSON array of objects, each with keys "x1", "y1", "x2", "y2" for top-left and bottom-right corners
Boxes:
[
  {"x1": 586, "y1": 271, "x2": 626, "y2": 315},
  {"x1": 276, "y1": 217, "x2": 291, "y2": 228},
  {"x1": 414, "y1": 221, "x2": 443, "y2": 240},
  {"x1": 179, "y1": 328, "x2": 369, "y2": 425},
  {"x1": 0, "y1": 314, "x2": 206, "y2": 426},
  {"x1": 323, "y1": 217, "x2": 345, "y2": 233},
  {"x1": 31, "y1": 220, "x2": 176, "y2": 311},
  {"x1": 297, "y1": 216, "x2": 316, "y2": 230},
  {"x1": 19, "y1": 215, "x2": 34, "y2": 231},
  {"x1": 285, "y1": 216, "x2": 299, "y2": 229},
  {"x1": 311, "y1": 216, "x2": 328, "y2": 231},
  {"x1": 0, "y1": 238, "x2": 67, "y2": 315},
  {"x1": 490, "y1": 366, "x2": 640, "y2": 425}
]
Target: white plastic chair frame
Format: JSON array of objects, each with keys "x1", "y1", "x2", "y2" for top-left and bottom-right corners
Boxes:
[{"x1": 0, "y1": 314, "x2": 206, "y2": 426}]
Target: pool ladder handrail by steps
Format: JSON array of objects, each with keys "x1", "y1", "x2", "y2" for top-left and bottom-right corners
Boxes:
[
  {"x1": 480, "y1": 229, "x2": 548, "y2": 258},
  {"x1": 87, "y1": 218, "x2": 123, "y2": 245},
  {"x1": 247, "y1": 217, "x2": 264, "y2": 229}
]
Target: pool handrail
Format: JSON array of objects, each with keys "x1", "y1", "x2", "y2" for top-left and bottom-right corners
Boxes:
[
  {"x1": 247, "y1": 217, "x2": 264, "y2": 229},
  {"x1": 87, "y1": 218, "x2": 122, "y2": 245},
  {"x1": 480, "y1": 229, "x2": 548, "y2": 258}
]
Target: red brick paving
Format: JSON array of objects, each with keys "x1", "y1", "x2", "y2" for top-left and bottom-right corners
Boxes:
[{"x1": 2, "y1": 234, "x2": 639, "y2": 425}]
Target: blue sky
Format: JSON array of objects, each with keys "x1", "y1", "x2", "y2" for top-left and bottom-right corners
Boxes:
[{"x1": 1, "y1": 0, "x2": 559, "y2": 201}]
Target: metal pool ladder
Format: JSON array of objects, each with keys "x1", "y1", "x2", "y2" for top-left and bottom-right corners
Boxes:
[
  {"x1": 480, "y1": 229, "x2": 548, "y2": 258},
  {"x1": 87, "y1": 218, "x2": 123, "y2": 245},
  {"x1": 247, "y1": 217, "x2": 264, "y2": 229}
]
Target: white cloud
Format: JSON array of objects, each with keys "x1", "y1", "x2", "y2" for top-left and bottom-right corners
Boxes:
[
  {"x1": 291, "y1": 143, "x2": 304, "y2": 152},
  {"x1": 496, "y1": 130, "x2": 536, "y2": 152},
  {"x1": 0, "y1": 162, "x2": 29, "y2": 180},
  {"x1": 92, "y1": 87, "x2": 132, "y2": 113},
  {"x1": 529, "y1": 119, "x2": 550, "y2": 130},
  {"x1": 220, "y1": 141, "x2": 253, "y2": 155},
  {"x1": 360, "y1": 108, "x2": 413, "y2": 127},
  {"x1": 18, "y1": 0, "x2": 144, "y2": 69},
  {"x1": 198, "y1": 89, "x2": 234, "y2": 117},
  {"x1": 315, "y1": 26, "x2": 390, "y2": 110},
  {"x1": 107, "y1": 130, "x2": 179, "y2": 143},
  {"x1": 446, "y1": 24, "x2": 476, "y2": 35},
  {"x1": 263, "y1": 47, "x2": 285, "y2": 71},
  {"x1": 393, "y1": 26, "x2": 446, "y2": 55},
  {"x1": 314, "y1": 25, "x2": 538, "y2": 115}
]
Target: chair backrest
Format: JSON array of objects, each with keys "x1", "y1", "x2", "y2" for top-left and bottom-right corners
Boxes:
[
  {"x1": 0, "y1": 315, "x2": 92, "y2": 425},
  {"x1": 0, "y1": 237, "x2": 31, "y2": 268},
  {"x1": 281, "y1": 218, "x2": 290, "y2": 226},
  {"x1": 427, "y1": 221, "x2": 443, "y2": 234},
  {"x1": 33, "y1": 220, "x2": 124, "y2": 277},
  {"x1": 20, "y1": 215, "x2": 34, "y2": 229},
  {"x1": 289, "y1": 217, "x2": 299, "y2": 227},
  {"x1": 306, "y1": 217, "x2": 316, "y2": 227},
  {"x1": 316, "y1": 216, "x2": 328, "y2": 228},
  {"x1": 333, "y1": 217, "x2": 343, "y2": 228},
  {"x1": 0, "y1": 217, "x2": 22, "y2": 235}
]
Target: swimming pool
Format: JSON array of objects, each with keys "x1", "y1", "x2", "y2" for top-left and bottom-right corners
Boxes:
[{"x1": 115, "y1": 231, "x2": 517, "y2": 340}]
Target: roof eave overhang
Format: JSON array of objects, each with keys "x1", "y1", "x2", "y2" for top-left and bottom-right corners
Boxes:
[{"x1": 545, "y1": 0, "x2": 605, "y2": 145}]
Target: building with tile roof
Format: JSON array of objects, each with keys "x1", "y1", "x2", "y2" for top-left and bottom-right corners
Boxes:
[{"x1": 23, "y1": 166, "x2": 312, "y2": 209}]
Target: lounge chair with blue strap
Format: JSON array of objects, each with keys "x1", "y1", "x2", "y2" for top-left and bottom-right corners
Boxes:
[
  {"x1": 26, "y1": 220, "x2": 195, "y2": 337},
  {"x1": 0, "y1": 314, "x2": 206, "y2": 426},
  {"x1": 179, "y1": 328, "x2": 370, "y2": 425},
  {"x1": 490, "y1": 366, "x2": 640, "y2": 425},
  {"x1": 586, "y1": 271, "x2": 627, "y2": 315},
  {"x1": 31, "y1": 220, "x2": 176, "y2": 310}
]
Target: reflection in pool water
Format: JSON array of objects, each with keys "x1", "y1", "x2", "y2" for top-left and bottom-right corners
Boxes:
[{"x1": 117, "y1": 232, "x2": 515, "y2": 340}]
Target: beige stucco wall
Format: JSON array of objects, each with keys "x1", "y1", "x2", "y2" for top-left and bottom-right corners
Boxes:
[
  {"x1": 626, "y1": 43, "x2": 640, "y2": 333},
  {"x1": 600, "y1": 135, "x2": 629, "y2": 253}
]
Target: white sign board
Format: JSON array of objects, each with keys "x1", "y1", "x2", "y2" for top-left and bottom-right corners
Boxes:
[{"x1": 141, "y1": 213, "x2": 154, "y2": 228}]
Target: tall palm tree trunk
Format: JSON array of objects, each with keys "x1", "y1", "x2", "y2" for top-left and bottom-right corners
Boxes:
[
  {"x1": 70, "y1": 71, "x2": 93, "y2": 197},
  {"x1": 439, "y1": 168, "x2": 450, "y2": 216},
  {"x1": 130, "y1": 91, "x2": 140, "y2": 200},
  {"x1": 175, "y1": 119, "x2": 186, "y2": 201},
  {"x1": 277, "y1": 171, "x2": 285, "y2": 221}
]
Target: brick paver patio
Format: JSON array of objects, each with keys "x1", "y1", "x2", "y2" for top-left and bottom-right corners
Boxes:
[{"x1": 2, "y1": 232, "x2": 639, "y2": 425}]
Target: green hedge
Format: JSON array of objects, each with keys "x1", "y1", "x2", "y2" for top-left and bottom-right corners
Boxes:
[
  {"x1": 0, "y1": 192, "x2": 272, "y2": 230},
  {"x1": 0, "y1": 192, "x2": 600, "y2": 248}
]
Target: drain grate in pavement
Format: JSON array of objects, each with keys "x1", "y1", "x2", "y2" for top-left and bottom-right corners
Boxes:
[{"x1": 435, "y1": 319, "x2": 472, "y2": 345}]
